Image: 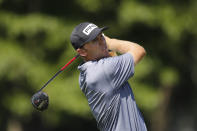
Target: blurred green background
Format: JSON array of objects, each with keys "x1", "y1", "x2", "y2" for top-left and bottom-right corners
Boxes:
[{"x1": 0, "y1": 0, "x2": 196, "y2": 131}]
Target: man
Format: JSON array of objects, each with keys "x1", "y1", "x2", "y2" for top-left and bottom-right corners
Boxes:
[{"x1": 70, "y1": 22, "x2": 147, "y2": 131}]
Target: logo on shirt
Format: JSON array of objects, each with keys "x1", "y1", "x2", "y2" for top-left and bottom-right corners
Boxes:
[{"x1": 83, "y1": 24, "x2": 98, "y2": 35}]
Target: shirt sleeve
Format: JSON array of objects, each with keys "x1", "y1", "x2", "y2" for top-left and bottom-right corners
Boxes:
[{"x1": 103, "y1": 53, "x2": 135, "y2": 89}]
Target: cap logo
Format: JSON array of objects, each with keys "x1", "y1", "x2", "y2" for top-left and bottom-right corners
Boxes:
[{"x1": 82, "y1": 24, "x2": 98, "y2": 35}]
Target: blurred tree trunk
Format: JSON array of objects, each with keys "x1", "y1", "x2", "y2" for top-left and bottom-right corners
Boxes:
[{"x1": 151, "y1": 85, "x2": 174, "y2": 131}]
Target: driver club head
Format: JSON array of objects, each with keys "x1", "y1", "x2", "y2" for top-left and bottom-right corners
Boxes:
[{"x1": 31, "y1": 91, "x2": 49, "y2": 111}]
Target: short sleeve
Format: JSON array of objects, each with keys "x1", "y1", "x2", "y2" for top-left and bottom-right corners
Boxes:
[{"x1": 103, "y1": 53, "x2": 135, "y2": 89}]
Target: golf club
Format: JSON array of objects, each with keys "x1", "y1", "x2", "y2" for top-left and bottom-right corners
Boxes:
[{"x1": 31, "y1": 54, "x2": 79, "y2": 111}]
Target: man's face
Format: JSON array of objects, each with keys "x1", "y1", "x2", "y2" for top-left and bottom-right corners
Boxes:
[{"x1": 80, "y1": 33, "x2": 110, "y2": 61}]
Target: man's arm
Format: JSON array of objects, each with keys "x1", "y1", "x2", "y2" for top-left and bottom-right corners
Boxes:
[{"x1": 104, "y1": 35, "x2": 146, "y2": 65}]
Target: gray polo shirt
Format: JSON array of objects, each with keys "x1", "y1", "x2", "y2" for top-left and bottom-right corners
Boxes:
[{"x1": 78, "y1": 53, "x2": 147, "y2": 131}]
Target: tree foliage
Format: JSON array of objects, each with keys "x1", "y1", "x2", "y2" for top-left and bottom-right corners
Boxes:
[{"x1": 0, "y1": 0, "x2": 197, "y2": 130}]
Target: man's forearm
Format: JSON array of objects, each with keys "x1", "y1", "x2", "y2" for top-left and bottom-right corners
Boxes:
[{"x1": 104, "y1": 35, "x2": 146, "y2": 65}]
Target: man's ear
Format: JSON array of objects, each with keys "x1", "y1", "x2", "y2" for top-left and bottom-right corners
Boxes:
[{"x1": 76, "y1": 48, "x2": 87, "y2": 57}]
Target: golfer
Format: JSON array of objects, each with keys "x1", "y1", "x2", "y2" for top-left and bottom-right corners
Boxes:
[{"x1": 70, "y1": 22, "x2": 147, "y2": 131}]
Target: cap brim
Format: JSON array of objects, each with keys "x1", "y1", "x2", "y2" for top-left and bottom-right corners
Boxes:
[
  {"x1": 85, "y1": 26, "x2": 109, "y2": 43},
  {"x1": 100, "y1": 26, "x2": 109, "y2": 31}
]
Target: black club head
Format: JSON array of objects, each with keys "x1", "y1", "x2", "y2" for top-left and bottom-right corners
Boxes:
[{"x1": 31, "y1": 91, "x2": 49, "y2": 111}]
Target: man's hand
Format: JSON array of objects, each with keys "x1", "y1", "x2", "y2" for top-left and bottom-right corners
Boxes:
[{"x1": 108, "y1": 50, "x2": 117, "y2": 57}]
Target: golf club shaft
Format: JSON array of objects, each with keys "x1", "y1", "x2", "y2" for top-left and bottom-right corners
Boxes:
[{"x1": 38, "y1": 54, "x2": 79, "y2": 92}]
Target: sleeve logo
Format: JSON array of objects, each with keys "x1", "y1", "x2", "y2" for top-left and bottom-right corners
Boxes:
[{"x1": 82, "y1": 24, "x2": 98, "y2": 35}]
